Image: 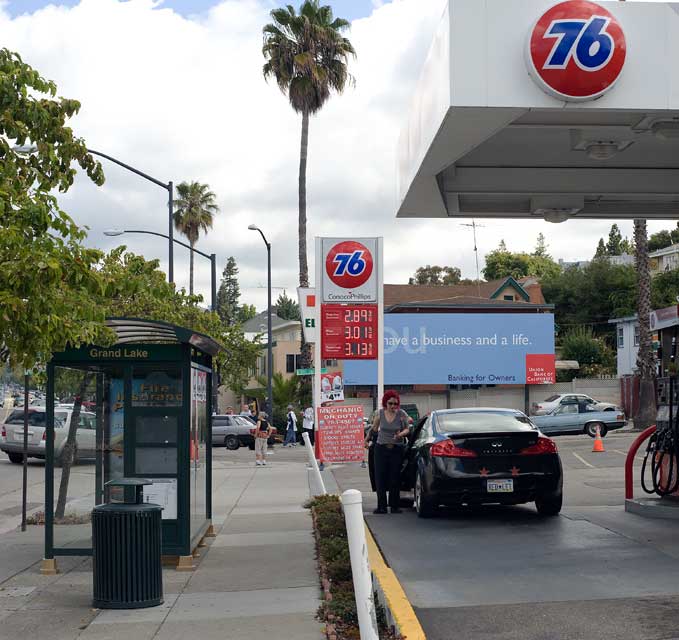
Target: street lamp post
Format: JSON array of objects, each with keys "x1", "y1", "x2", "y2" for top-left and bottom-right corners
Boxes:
[
  {"x1": 13, "y1": 145, "x2": 175, "y2": 283},
  {"x1": 104, "y1": 229, "x2": 216, "y2": 311},
  {"x1": 248, "y1": 225, "x2": 273, "y2": 422}
]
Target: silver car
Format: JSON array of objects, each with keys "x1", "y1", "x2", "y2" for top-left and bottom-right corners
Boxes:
[
  {"x1": 212, "y1": 414, "x2": 276, "y2": 450},
  {"x1": 0, "y1": 407, "x2": 97, "y2": 464},
  {"x1": 531, "y1": 393, "x2": 618, "y2": 416}
]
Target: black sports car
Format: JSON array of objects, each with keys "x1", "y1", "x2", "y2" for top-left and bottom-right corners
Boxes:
[{"x1": 401, "y1": 408, "x2": 563, "y2": 518}]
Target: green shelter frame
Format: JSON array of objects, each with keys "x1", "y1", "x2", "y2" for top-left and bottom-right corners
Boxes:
[{"x1": 42, "y1": 318, "x2": 222, "y2": 574}]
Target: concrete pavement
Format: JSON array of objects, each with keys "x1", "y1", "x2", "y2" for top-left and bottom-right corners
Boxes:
[{"x1": 0, "y1": 446, "x2": 324, "y2": 639}]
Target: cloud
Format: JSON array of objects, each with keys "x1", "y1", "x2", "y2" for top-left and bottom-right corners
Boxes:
[{"x1": 0, "y1": 0, "x2": 662, "y2": 311}]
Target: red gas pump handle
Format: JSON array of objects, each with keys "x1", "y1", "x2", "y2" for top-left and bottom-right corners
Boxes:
[{"x1": 625, "y1": 425, "x2": 656, "y2": 500}]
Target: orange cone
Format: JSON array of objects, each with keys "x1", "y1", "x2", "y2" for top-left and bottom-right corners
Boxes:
[{"x1": 592, "y1": 425, "x2": 605, "y2": 452}]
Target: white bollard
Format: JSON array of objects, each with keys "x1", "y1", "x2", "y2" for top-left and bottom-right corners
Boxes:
[
  {"x1": 341, "y1": 489, "x2": 379, "y2": 640},
  {"x1": 302, "y1": 431, "x2": 326, "y2": 495}
]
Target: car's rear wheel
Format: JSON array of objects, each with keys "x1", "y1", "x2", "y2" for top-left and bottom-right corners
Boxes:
[
  {"x1": 535, "y1": 491, "x2": 562, "y2": 516},
  {"x1": 225, "y1": 435, "x2": 240, "y2": 450},
  {"x1": 414, "y1": 472, "x2": 437, "y2": 518},
  {"x1": 8, "y1": 452, "x2": 23, "y2": 464},
  {"x1": 585, "y1": 422, "x2": 607, "y2": 438}
]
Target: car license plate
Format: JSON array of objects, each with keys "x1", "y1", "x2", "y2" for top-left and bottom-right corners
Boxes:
[
  {"x1": 13, "y1": 432, "x2": 25, "y2": 442},
  {"x1": 487, "y1": 479, "x2": 513, "y2": 493}
]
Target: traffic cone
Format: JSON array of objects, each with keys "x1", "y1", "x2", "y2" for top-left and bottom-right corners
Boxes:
[{"x1": 592, "y1": 425, "x2": 605, "y2": 453}]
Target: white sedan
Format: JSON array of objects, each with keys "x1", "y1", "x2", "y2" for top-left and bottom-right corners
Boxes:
[{"x1": 531, "y1": 393, "x2": 618, "y2": 416}]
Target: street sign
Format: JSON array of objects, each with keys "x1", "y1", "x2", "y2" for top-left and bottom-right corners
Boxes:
[
  {"x1": 296, "y1": 368, "x2": 327, "y2": 376},
  {"x1": 526, "y1": 0, "x2": 626, "y2": 102}
]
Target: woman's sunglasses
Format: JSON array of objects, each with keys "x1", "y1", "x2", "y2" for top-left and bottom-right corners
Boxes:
[{"x1": 386, "y1": 401, "x2": 399, "y2": 406}]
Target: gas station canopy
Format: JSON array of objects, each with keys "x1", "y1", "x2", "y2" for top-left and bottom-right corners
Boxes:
[{"x1": 397, "y1": 0, "x2": 679, "y2": 222}]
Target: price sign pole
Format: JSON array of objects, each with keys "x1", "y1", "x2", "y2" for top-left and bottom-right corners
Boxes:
[
  {"x1": 377, "y1": 237, "x2": 384, "y2": 405},
  {"x1": 314, "y1": 238, "x2": 323, "y2": 464}
]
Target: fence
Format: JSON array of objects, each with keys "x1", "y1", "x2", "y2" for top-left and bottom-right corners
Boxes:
[{"x1": 344, "y1": 377, "x2": 622, "y2": 417}]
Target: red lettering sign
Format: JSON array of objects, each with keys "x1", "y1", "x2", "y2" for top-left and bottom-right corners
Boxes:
[
  {"x1": 526, "y1": 354, "x2": 556, "y2": 384},
  {"x1": 317, "y1": 405, "x2": 365, "y2": 463},
  {"x1": 321, "y1": 304, "x2": 378, "y2": 360}
]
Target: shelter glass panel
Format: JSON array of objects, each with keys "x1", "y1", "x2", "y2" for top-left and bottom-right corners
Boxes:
[{"x1": 190, "y1": 366, "x2": 208, "y2": 541}]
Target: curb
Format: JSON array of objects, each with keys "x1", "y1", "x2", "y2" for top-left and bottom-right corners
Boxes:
[{"x1": 364, "y1": 523, "x2": 426, "y2": 640}]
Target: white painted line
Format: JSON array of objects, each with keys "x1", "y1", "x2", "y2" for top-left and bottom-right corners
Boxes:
[
  {"x1": 572, "y1": 451, "x2": 595, "y2": 468},
  {"x1": 612, "y1": 449, "x2": 627, "y2": 456}
]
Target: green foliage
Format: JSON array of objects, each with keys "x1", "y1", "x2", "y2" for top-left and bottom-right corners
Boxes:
[
  {"x1": 559, "y1": 326, "x2": 615, "y2": 376},
  {"x1": 237, "y1": 304, "x2": 257, "y2": 323},
  {"x1": 0, "y1": 48, "x2": 113, "y2": 369},
  {"x1": 275, "y1": 291, "x2": 300, "y2": 320},
  {"x1": 606, "y1": 224, "x2": 623, "y2": 255},
  {"x1": 594, "y1": 238, "x2": 607, "y2": 258},
  {"x1": 409, "y1": 265, "x2": 461, "y2": 285},
  {"x1": 648, "y1": 224, "x2": 679, "y2": 253},
  {"x1": 482, "y1": 240, "x2": 561, "y2": 281},
  {"x1": 217, "y1": 256, "x2": 241, "y2": 325},
  {"x1": 542, "y1": 259, "x2": 637, "y2": 343},
  {"x1": 262, "y1": 1, "x2": 355, "y2": 116},
  {"x1": 651, "y1": 268, "x2": 679, "y2": 309},
  {"x1": 252, "y1": 372, "x2": 300, "y2": 428},
  {"x1": 97, "y1": 248, "x2": 260, "y2": 396}
]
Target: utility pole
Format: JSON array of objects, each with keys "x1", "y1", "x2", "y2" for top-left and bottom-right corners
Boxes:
[{"x1": 460, "y1": 221, "x2": 485, "y2": 298}]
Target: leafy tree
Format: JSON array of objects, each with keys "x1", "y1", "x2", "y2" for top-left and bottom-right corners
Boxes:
[
  {"x1": 594, "y1": 238, "x2": 607, "y2": 258},
  {"x1": 483, "y1": 247, "x2": 531, "y2": 280},
  {"x1": 620, "y1": 237, "x2": 634, "y2": 255},
  {"x1": 533, "y1": 233, "x2": 550, "y2": 258},
  {"x1": 217, "y1": 257, "x2": 241, "y2": 325},
  {"x1": 173, "y1": 181, "x2": 219, "y2": 295},
  {"x1": 606, "y1": 224, "x2": 623, "y2": 255},
  {"x1": 409, "y1": 265, "x2": 462, "y2": 285},
  {"x1": 275, "y1": 291, "x2": 301, "y2": 320},
  {"x1": 0, "y1": 49, "x2": 111, "y2": 370},
  {"x1": 649, "y1": 229, "x2": 673, "y2": 253},
  {"x1": 634, "y1": 219, "x2": 656, "y2": 430},
  {"x1": 262, "y1": 0, "x2": 355, "y2": 368},
  {"x1": 541, "y1": 260, "x2": 637, "y2": 342},
  {"x1": 237, "y1": 304, "x2": 257, "y2": 323},
  {"x1": 559, "y1": 327, "x2": 615, "y2": 376}
]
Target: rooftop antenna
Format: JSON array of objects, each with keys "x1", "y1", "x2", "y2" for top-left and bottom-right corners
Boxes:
[{"x1": 460, "y1": 220, "x2": 485, "y2": 299}]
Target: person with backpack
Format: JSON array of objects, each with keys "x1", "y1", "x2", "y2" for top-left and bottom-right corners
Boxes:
[{"x1": 254, "y1": 412, "x2": 273, "y2": 466}]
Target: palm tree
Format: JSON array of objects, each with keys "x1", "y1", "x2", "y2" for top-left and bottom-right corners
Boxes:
[
  {"x1": 173, "y1": 181, "x2": 219, "y2": 295},
  {"x1": 634, "y1": 218, "x2": 656, "y2": 429},
  {"x1": 262, "y1": 1, "x2": 355, "y2": 292}
]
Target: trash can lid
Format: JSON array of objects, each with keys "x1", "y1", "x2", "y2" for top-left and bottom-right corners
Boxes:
[{"x1": 105, "y1": 478, "x2": 153, "y2": 488}]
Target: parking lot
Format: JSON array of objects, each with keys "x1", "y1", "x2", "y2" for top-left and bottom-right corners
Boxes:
[{"x1": 332, "y1": 429, "x2": 679, "y2": 640}]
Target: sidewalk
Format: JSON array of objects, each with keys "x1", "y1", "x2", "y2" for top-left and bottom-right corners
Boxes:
[{"x1": 0, "y1": 450, "x2": 324, "y2": 639}]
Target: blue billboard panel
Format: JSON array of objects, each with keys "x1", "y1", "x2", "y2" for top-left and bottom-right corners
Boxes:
[{"x1": 343, "y1": 313, "x2": 554, "y2": 385}]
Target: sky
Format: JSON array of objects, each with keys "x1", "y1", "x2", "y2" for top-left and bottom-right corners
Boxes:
[{"x1": 0, "y1": 0, "x2": 671, "y2": 311}]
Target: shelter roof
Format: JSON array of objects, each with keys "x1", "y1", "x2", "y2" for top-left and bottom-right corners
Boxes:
[{"x1": 105, "y1": 318, "x2": 222, "y2": 356}]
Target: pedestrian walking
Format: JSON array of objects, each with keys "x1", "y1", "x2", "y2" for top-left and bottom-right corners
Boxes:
[
  {"x1": 254, "y1": 412, "x2": 273, "y2": 466},
  {"x1": 368, "y1": 390, "x2": 411, "y2": 514},
  {"x1": 302, "y1": 406, "x2": 314, "y2": 446},
  {"x1": 284, "y1": 405, "x2": 298, "y2": 446}
]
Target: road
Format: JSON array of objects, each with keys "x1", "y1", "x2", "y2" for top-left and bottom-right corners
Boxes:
[{"x1": 331, "y1": 430, "x2": 679, "y2": 640}]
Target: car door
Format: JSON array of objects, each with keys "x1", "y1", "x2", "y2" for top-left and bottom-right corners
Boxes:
[
  {"x1": 536, "y1": 403, "x2": 580, "y2": 435},
  {"x1": 401, "y1": 417, "x2": 428, "y2": 491},
  {"x1": 211, "y1": 416, "x2": 229, "y2": 444},
  {"x1": 76, "y1": 413, "x2": 97, "y2": 459}
]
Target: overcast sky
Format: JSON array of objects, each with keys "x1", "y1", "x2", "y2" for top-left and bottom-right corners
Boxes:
[{"x1": 0, "y1": 0, "x2": 671, "y2": 310}]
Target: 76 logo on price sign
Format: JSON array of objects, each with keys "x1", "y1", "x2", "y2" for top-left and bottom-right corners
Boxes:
[
  {"x1": 527, "y1": 0, "x2": 626, "y2": 102},
  {"x1": 325, "y1": 240, "x2": 374, "y2": 289}
]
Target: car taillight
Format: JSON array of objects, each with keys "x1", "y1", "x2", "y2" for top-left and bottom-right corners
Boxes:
[
  {"x1": 431, "y1": 439, "x2": 477, "y2": 458},
  {"x1": 1, "y1": 426, "x2": 5, "y2": 438},
  {"x1": 520, "y1": 436, "x2": 558, "y2": 455},
  {"x1": 42, "y1": 431, "x2": 46, "y2": 441},
  {"x1": 617, "y1": 414, "x2": 625, "y2": 421}
]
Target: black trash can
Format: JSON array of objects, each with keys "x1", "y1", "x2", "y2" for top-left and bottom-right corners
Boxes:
[{"x1": 92, "y1": 478, "x2": 163, "y2": 609}]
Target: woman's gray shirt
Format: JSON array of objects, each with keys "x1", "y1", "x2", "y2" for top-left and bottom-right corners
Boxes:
[{"x1": 376, "y1": 409, "x2": 410, "y2": 446}]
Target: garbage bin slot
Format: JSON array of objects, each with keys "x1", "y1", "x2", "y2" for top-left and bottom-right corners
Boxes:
[{"x1": 105, "y1": 477, "x2": 153, "y2": 505}]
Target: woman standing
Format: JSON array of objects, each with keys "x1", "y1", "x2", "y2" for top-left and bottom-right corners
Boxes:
[
  {"x1": 254, "y1": 412, "x2": 273, "y2": 466},
  {"x1": 369, "y1": 390, "x2": 411, "y2": 514}
]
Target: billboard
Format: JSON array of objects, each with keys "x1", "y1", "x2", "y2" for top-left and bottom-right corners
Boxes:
[{"x1": 343, "y1": 313, "x2": 555, "y2": 385}]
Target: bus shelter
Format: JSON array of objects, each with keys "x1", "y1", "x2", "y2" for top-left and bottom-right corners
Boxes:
[{"x1": 41, "y1": 318, "x2": 222, "y2": 574}]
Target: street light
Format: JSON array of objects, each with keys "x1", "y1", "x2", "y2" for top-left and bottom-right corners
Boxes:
[
  {"x1": 13, "y1": 144, "x2": 175, "y2": 283},
  {"x1": 248, "y1": 224, "x2": 273, "y2": 422},
  {"x1": 104, "y1": 229, "x2": 216, "y2": 311}
]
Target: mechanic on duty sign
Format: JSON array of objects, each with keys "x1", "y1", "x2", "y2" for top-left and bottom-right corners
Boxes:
[
  {"x1": 526, "y1": 0, "x2": 626, "y2": 102},
  {"x1": 322, "y1": 238, "x2": 378, "y2": 303}
]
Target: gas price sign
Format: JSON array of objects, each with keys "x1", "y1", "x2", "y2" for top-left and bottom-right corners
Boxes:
[{"x1": 321, "y1": 304, "x2": 378, "y2": 360}]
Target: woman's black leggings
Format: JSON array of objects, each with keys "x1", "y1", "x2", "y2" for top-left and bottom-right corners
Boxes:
[{"x1": 374, "y1": 444, "x2": 403, "y2": 510}]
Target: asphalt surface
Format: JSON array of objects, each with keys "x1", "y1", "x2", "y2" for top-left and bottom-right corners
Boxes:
[{"x1": 332, "y1": 430, "x2": 679, "y2": 640}]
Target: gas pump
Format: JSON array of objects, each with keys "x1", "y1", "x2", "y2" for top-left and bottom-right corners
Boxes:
[{"x1": 641, "y1": 376, "x2": 679, "y2": 496}]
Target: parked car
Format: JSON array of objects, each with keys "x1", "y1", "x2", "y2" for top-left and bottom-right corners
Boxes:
[
  {"x1": 0, "y1": 407, "x2": 97, "y2": 464},
  {"x1": 211, "y1": 414, "x2": 277, "y2": 450},
  {"x1": 400, "y1": 408, "x2": 563, "y2": 518},
  {"x1": 531, "y1": 393, "x2": 618, "y2": 416},
  {"x1": 531, "y1": 402, "x2": 626, "y2": 437}
]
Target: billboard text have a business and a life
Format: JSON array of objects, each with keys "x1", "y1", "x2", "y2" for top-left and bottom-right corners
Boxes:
[{"x1": 343, "y1": 313, "x2": 555, "y2": 385}]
